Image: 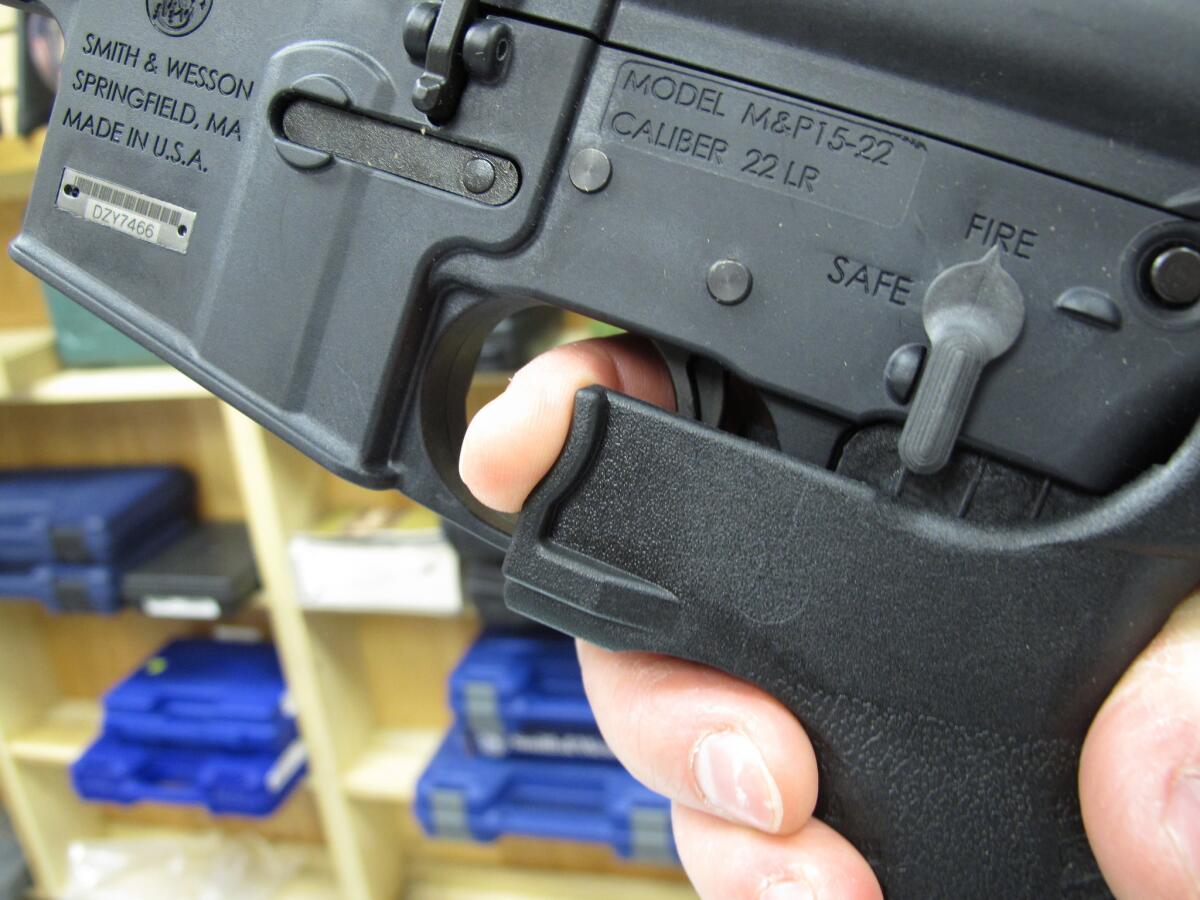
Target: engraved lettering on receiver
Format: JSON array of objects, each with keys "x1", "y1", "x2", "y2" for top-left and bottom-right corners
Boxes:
[
  {"x1": 62, "y1": 107, "x2": 207, "y2": 171},
  {"x1": 82, "y1": 33, "x2": 141, "y2": 69},
  {"x1": 827, "y1": 255, "x2": 915, "y2": 306},
  {"x1": 609, "y1": 111, "x2": 728, "y2": 163},
  {"x1": 965, "y1": 213, "x2": 1039, "y2": 260},
  {"x1": 740, "y1": 148, "x2": 820, "y2": 193},
  {"x1": 604, "y1": 60, "x2": 926, "y2": 225},
  {"x1": 620, "y1": 67, "x2": 727, "y2": 118},
  {"x1": 164, "y1": 55, "x2": 254, "y2": 101},
  {"x1": 203, "y1": 113, "x2": 241, "y2": 141},
  {"x1": 63, "y1": 28, "x2": 257, "y2": 175},
  {"x1": 72, "y1": 69, "x2": 198, "y2": 126},
  {"x1": 742, "y1": 103, "x2": 895, "y2": 167}
]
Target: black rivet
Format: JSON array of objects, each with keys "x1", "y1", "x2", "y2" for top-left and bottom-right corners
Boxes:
[
  {"x1": 1148, "y1": 245, "x2": 1200, "y2": 308},
  {"x1": 884, "y1": 343, "x2": 927, "y2": 405},
  {"x1": 462, "y1": 158, "x2": 496, "y2": 194}
]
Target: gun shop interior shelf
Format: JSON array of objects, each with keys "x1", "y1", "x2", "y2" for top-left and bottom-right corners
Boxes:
[
  {"x1": 0, "y1": 181, "x2": 696, "y2": 899},
  {"x1": 0, "y1": 130, "x2": 43, "y2": 203},
  {"x1": 0, "y1": 363, "x2": 210, "y2": 404}
]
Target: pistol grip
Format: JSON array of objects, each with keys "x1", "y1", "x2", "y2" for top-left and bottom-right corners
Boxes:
[{"x1": 503, "y1": 387, "x2": 1200, "y2": 898}]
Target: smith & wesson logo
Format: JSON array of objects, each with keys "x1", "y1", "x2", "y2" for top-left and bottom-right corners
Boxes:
[{"x1": 146, "y1": 0, "x2": 213, "y2": 37}]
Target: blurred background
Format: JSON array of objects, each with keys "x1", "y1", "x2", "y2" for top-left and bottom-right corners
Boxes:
[{"x1": 0, "y1": 7, "x2": 689, "y2": 898}]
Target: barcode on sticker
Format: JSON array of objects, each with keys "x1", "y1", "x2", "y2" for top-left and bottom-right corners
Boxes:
[
  {"x1": 72, "y1": 174, "x2": 183, "y2": 227},
  {"x1": 56, "y1": 167, "x2": 196, "y2": 254}
]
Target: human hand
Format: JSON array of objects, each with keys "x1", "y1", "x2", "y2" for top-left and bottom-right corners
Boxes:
[{"x1": 459, "y1": 335, "x2": 1200, "y2": 899}]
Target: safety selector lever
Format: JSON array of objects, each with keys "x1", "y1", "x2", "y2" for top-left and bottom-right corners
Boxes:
[
  {"x1": 404, "y1": 0, "x2": 514, "y2": 124},
  {"x1": 898, "y1": 249, "x2": 1026, "y2": 475}
]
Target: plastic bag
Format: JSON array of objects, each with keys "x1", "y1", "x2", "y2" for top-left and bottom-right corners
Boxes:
[{"x1": 64, "y1": 832, "x2": 305, "y2": 900}]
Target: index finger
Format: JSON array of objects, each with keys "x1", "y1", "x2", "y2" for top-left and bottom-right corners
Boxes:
[{"x1": 459, "y1": 335, "x2": 676, "y2": 512}]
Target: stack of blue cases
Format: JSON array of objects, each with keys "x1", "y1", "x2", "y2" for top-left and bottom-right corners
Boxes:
[
  {"x1": 72, "y1": 639, "x2": 308, "y2": 817},
  {"x1": 0, "y1": 467, "x2": 194, "y2": 613},
  {"x1": 415, "y1": 631, "x2": 676, "y2": 863},
  {"x1": 449, "y1": 630, "x2": 613, "y2": 760}
]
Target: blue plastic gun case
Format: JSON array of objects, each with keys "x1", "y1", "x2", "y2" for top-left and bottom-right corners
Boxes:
[
  {"x1": 0, "y1": 516, "x2": 192, "y2": 613},
  {"x1": 0, "y1": 467, "x2": 194, "y2": 565},
  {"x1": 450, "y1": 630, "x2": 613, "y2": 760},
  {"x1": 100, "y1": 638, "x2": 297, "y2": 752},
  {"x1": 415, "y1": 726, "x2": 675, "y2": 863},
  {"x1": 72, "y1": 736, "x2": 308, "y2": 818},
  {"x1": 72, "y1": 639, "x2": 307, "y2": 817}
]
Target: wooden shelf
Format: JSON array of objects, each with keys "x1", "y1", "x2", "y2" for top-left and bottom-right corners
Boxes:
[
  {"x1": 280, "y1": 862, "x2": 341, "y2": 900},
  {"x1": 23, "y1": 844, "x2": 337, "y2": 900},
  {"x1": 9, "y1": 699, "x2": 99, "y2": 767},
  {"x1": 0, "y1": 324, "x2": 213, "y2": 405},
  {"x1": 1, "y1": 365, "x2": 211, "y2": 405},
  {"x1": 343, "y1": 729, "x2": 442, "y2": 804},
  {"x1": 0, "y1": 327, "x2": 56, "y2": 395},
  {"x1": 102, "y1": 823, "x2": 337, "y2": 899},
  {"x1": 0, "y1": 130, "x2": 44, "y2": 204},
  {"x1": 0, "y1": 316, "x2": 212, "y2": 406},
  {"x1": 404, "y1": 859, "x2": 697, "y2": 900}
]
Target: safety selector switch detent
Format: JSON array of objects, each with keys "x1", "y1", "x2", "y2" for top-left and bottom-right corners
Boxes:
[
  {"x1": 898, "y1": 249, "x2": 1026, "y2": 475},
  {"x1": 404, "y1": 0, "x2": 513, "y2": 124}
]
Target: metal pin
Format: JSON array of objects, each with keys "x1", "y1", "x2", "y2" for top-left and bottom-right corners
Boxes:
[
  {"x1": 569, "y1": 148, "x2": 611, "y2": 193},
  {"x1": 706, "y1": 259, "x2": 753, "y2": 305}
]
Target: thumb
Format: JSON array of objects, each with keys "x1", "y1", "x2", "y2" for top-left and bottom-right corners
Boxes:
[{"x1": 1081, "y1": 590, "x2": 1200, "y2": 899}]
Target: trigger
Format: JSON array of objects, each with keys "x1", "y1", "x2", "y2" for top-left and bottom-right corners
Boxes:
[{"x1": 652, "y1": 342, "x2": 726, "y2": 428}]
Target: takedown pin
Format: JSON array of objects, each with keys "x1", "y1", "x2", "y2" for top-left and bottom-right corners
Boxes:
[{"x1": 898, "y1": 248, "x2": 1025, "y2": 475}]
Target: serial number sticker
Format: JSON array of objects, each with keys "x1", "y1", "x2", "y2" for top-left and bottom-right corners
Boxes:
[
  {"x1": 55, "y1": 167, "x2": 195, "y2": 254},
  {"x1": 603, "y1": 60, "x2": 927, "y2": 226}
]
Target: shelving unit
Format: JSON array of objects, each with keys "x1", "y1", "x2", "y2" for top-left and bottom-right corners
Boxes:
[{"x1": 0, "y1": 132, "x2": 695, "y2": 898}]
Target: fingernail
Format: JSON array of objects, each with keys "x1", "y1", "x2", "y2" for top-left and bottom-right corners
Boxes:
[
  {"x1": 759, "y1": 879, "x2": 816, "y2": 900},
  {"x1": 1166, "y1": 769, "x2": 1200, "y2": 882},
  {"x1": 691, "y1": 730, "x2": 782, "y2": 832}
]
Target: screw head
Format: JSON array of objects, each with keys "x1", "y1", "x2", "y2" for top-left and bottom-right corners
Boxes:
[
  {"x1": 569, "y1": 148, "x2": 611, "y2": 193},
  {"x1": 462, "y1": 158, "x2": 496, "y2": 195},
  {"x1": 1149, "y1": 245, "x2": 1200, "y2": 308},
  {"x1": 706, "y1": 259, "x2": 753, "y2": 305}
]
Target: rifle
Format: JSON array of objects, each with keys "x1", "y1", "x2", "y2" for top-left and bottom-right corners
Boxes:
[{"x1": 6, "y1": 1, "x2": 1200, "y2": 895}]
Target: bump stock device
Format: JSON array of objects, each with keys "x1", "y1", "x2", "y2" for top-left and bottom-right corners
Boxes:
[{"x1": 5, "y1": 1, "x2": 1200, "y2": 894}]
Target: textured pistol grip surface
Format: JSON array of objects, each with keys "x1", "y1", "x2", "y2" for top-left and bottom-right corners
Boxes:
[
  {"x1": 504, "y1": 387, "x2": 1200, "y2": 899},
  {"x1": 798, "y1": 690, "x2": 1100, "y2": 897}
]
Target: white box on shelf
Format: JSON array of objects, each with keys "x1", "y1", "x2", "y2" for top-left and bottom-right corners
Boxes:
[{"x1": 290, "y1": 508, "x2": 463, "y2": 616}]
